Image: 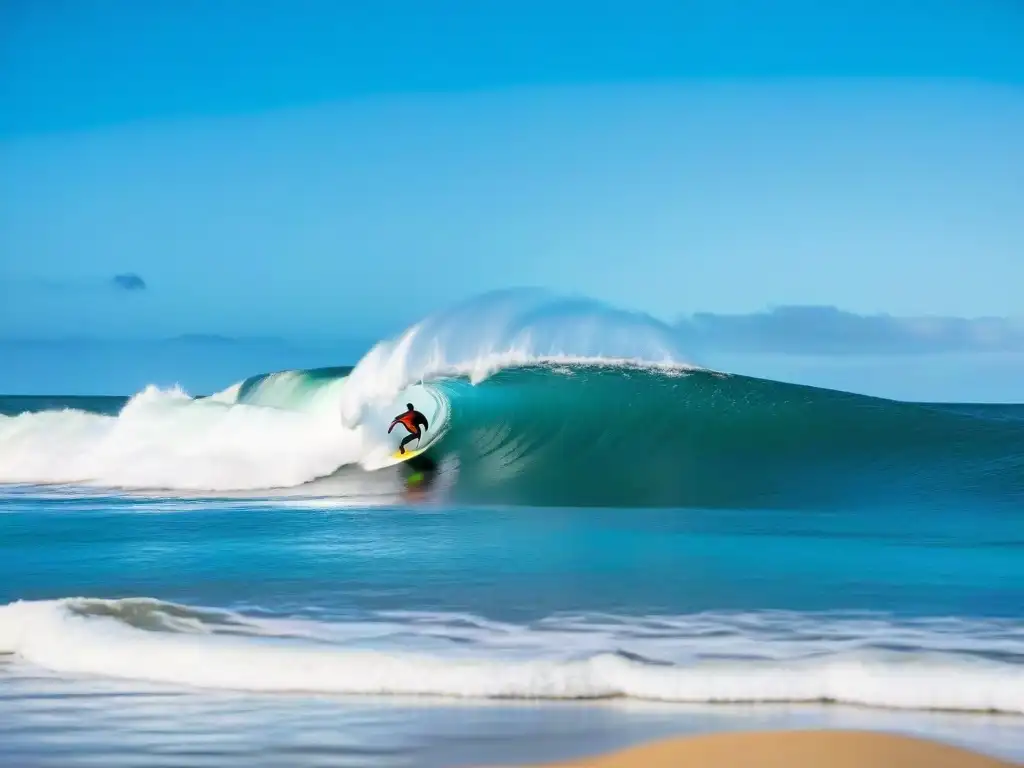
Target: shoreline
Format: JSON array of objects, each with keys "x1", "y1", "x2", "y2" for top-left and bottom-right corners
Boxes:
[{"x1": 496, "y1": 729, "x2": 1022, "y2": 768}]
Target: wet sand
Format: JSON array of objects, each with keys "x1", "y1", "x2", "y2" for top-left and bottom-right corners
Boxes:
[{"x1": 501, "y1": 729, "x2": 1022, "y2": 768}]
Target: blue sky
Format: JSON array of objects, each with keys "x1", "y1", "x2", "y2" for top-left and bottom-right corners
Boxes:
[
  {"x1": 3, "y1": 0, "x2": 1022, "y2": 135},
  {"x1": 1, "y1": 0, "x2": 1023, "y2": 397}
]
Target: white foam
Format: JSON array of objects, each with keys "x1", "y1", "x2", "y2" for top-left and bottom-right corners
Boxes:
[
  {"x1": 0, "y1": 385, "x2": 368, "y2": 490},
  {"x1": 1, "y1": 599, "x2": 1022, "y2": 713}
]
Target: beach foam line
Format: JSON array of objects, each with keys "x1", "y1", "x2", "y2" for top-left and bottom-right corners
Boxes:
[
  {"x1": 2, "y1": 599, "x2": 1024, "y2": 714},
  {"x1": 492, "y1": 730, "x2": 1022, "y2": 768}
]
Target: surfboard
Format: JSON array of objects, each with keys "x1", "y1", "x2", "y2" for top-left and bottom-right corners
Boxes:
[{"x1": 391, "y1": 445, "x2": 427, "y2": 463}]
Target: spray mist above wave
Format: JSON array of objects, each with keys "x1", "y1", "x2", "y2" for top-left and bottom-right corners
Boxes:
[
  {"x1": 335, "y1": 289, "x2": 700, "y2": 428},
  {"x1": 2, "y1": 597, "x2": 1023, "y2": 713}
]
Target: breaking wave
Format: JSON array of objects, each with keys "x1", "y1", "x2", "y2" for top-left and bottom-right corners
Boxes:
[
  {"x1": 2, "y1": 597, "x2": 1022, "y2": 713},
  {"x1": 1, "y1": 290, "x2": 1022, "y2": 507}
]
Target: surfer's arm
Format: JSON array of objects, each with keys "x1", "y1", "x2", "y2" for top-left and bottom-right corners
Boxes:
[
  {"x1": 387, "y1": 419, "x2": 398, "y2": 434},
  {"x1": 418, "y1": 414, "x2": 429, "y2": 431}
]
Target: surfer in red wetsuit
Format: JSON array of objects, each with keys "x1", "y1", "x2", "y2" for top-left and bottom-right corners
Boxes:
[{"x1": 388, "y1": 403, "x2": 429, "y2": 454}]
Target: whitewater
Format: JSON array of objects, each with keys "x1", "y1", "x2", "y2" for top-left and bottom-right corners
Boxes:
[
  {"x1": 2, "y1": 290, "x2": 1024, "y2": 766},
  {"x1": 2, "y1": 597, "x2": 1024, "y2": 713}
]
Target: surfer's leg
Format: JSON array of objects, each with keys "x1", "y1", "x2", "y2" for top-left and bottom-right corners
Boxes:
[{"x1": 399, "y1": 432, "x2": 419, "y2": 454}]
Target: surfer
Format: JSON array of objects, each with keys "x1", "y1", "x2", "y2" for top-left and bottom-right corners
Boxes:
[{"x1": 388, "y1": 403, "x2": 429, "y2": 455}]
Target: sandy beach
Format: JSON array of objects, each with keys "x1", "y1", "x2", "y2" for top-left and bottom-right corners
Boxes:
[{"x1": 500, "y1": 730, "x2": 1022, "y2": 768}]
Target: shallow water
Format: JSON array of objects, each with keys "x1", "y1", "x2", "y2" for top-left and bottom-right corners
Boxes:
[{"x1": 3, "y1": 489, "x2": 1024, "y2": 766}]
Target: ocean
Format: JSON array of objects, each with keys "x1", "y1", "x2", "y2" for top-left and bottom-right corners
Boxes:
[{"x1": 2, "y1": 296, "x2": 1024, "y2": 767}]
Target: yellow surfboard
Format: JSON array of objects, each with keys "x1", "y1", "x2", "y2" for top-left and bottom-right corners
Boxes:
[{"x1": 391, "y1": 446, "x2": 427, "y2": 463}]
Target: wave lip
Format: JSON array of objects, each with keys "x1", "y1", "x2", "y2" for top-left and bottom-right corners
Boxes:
[{"x1": 2, "y1": 599, "x2": 1022, "y2": 714}]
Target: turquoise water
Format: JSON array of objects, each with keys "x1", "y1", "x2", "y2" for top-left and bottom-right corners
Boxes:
[
  {"x1": 2, "y1": 347, "x2": 1024, "y2": 764},
  {"x1": 3, "y1": 496, "x2": 1023, "y2": 619}
]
